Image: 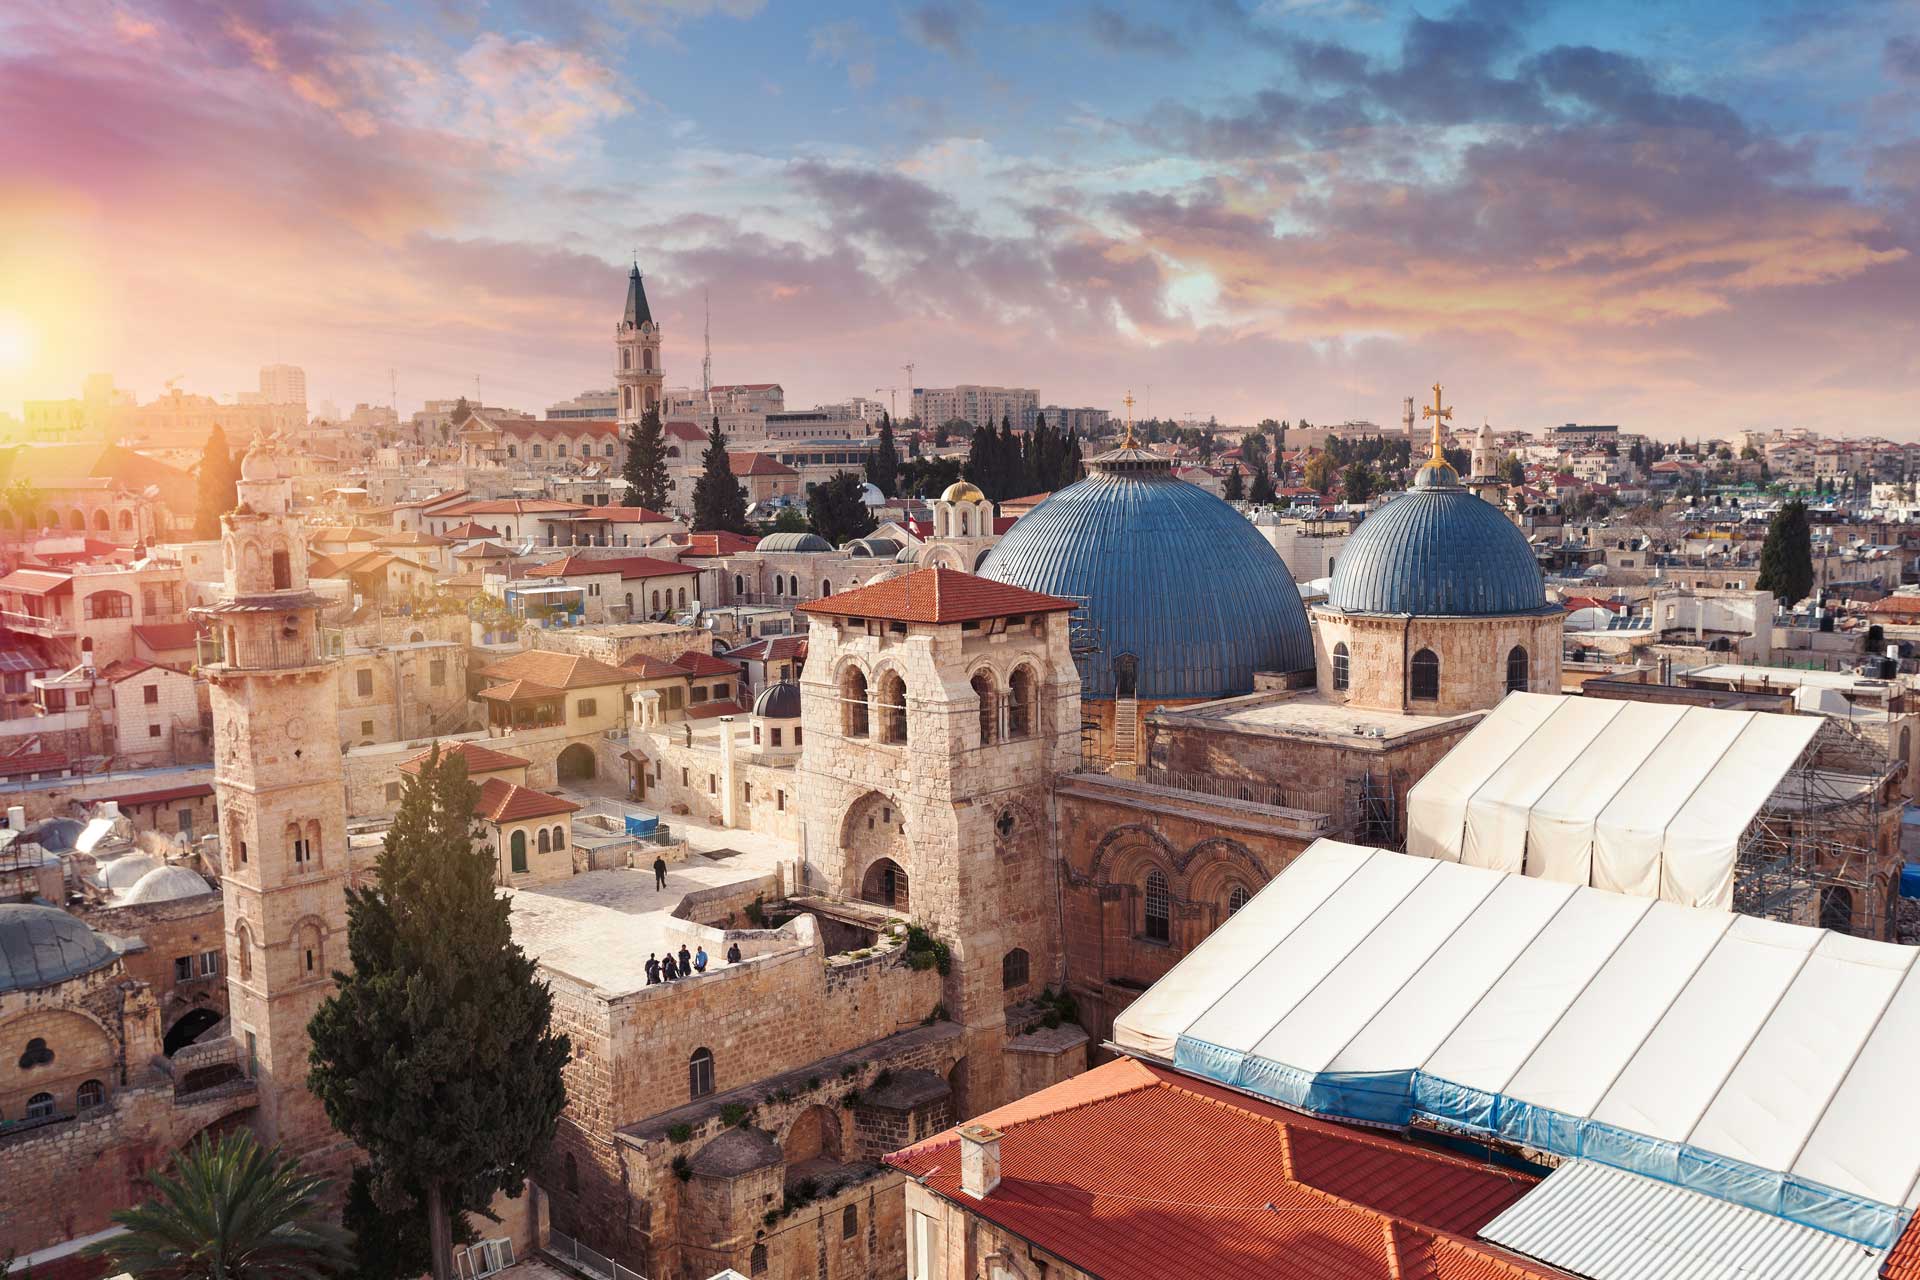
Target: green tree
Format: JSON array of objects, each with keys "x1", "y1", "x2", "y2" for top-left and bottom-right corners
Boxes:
[
  {"x1": 341, "y1": 1166, "x2": 475, "y2": 1280},
  {"x1": 864, "y1": 414, "x2": 900, "y2": 497},
  {"x1": 1342, "y1": 462, "x2": 1377, "y2": 503},
  {"x1": 771, "y1": 506, "x2": 810, "y2": 533},
  {"x1": 1304, "y1": 451, "x2": 1337, "y2": 494},
  {"x1": 1249, "y1": 461, "x2": 1277, "y2": 505},
  {"x1": 87, "y1": 1129, "x2": 350, "y2": 1279},
  {"x1": 899, "y1": 456, "x2": 963, "y2": 498},
  {"x1": 1223, "y1": 465, "x2": 1245, "y2": 501},
  {"x1": 937, "y1": 418, "x2": 967, "y2": 448},
  {"x1": 621, "y1": 409, "x2": 671, "y2": 512},
  {"x1": 690, "y1": 417, "x2": 751, "y2": 534},
  {"x1": 193, "y1": 424, "x2": 238, "y2": 540},
  {"x1": 807, "y1": 472, "x2": 879, "y2": 546},
  {"x1": 1756, "y1": 499, "x2": 1815, "y2": 606},
  {"x1": 307, "y1": 747, "x2": 571, "y2": 1280},
  {"x1": 1502, "y1": 456, "x2": 1526, "y2": 486},
  {"x1": 449, "y1": 396, "x2": 472, "y2": 428}
]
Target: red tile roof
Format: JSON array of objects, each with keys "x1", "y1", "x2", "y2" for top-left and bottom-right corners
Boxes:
[
  {"x1": 1884, "y1": 1214, "x2": 1920, "y2": 1279},
  {"x1": 397, "y1": 741, "x2": 530, "y2": 777},
  {"x1": 665, "y1": 420, "x2": 707, "y2": 442},
  {"x1": 0, "y1": 569, "x2": 73, "y2": 597},
  {"x1": 724, "y1": 636, "x2": 806, "y2": 663},
  {"x1": 132, "y1": 622, "x2": 200, "y2": 652},
  {"x1": 683, "y1": 532, "x2": 761, "y2": 556},
  {"x1": 798, "y1": 566, "x2": 1074, "y2": 624},
  {"x1": 478, "y1": 677, "x2": 562, "y2": 702},
  {"x1": 99, "y1": 657, "x2": 186, "y2": 682},
  {"x1": 522, "y1": 555, "x2": 693, "y2": 581},
  {"x1": 444, "y1": 521, "x2": 507, "y2": 540},
  {"x1": 685, "y1": 699, "x2": 747, "y2": 720},
  {"x1": 474, "y1": 777, "x2": 582, "y2": 823},
  {"x1": 436, "y1": 499, "x2": 592, "y2": 517},
  {"x1": 620, "y1": 655, "x2": 690, "y2": 679},
  {"x1": 674, "y1": 650, "x2": 741, "y2": 678},
  {"x1": 479, "y1": 649, "x2": 640, "y2": 690},
  {"x1": 1869, "y1": 596, "x2": 1920, "y2": 617},
  {"x1": 598, "y1": 505, "x2": 673, "y2": 523},
  {"x1": 493, "y1": 418, "x2": 619, "y2": 438},
  {"x1": 889, "y1": 1058, "x2": 1557, "y2": 1280},
  {"x1": 728, "y1": 452, "x2": 797, "y2": 477}
]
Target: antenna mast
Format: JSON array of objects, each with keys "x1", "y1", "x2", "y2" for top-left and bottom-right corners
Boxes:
[{"x1": 702, "y1": 287, "x2": 713, "y2": 409}]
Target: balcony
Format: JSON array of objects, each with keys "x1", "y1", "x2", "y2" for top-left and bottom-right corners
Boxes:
[
  {"x1": 198, "y1": 628, "x2": 345, "y2": 671},
  {"x1": 0, "y1": 609, "x2": 72, "y2": 636}
]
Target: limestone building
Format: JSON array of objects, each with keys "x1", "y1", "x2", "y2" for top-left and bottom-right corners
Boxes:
[{"x1": 616, "y1": 264, "x2": 664, "y2": 424}]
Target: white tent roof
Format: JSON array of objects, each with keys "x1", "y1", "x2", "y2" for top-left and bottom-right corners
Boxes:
[
  {"x1": 1406, "y1": 694, "x2": 1821, "y2": 910},
  {"x1": 1112, "y1": 841, "x2": 1920, "y2": 1249}
]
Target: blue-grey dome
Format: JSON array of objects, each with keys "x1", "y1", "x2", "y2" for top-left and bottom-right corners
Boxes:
[
  {"x1": 980, "y1": 450, "x2": 1314, "y2": 701},
  {"x1": 0, "y1": 903, "x2": 119, "y2": 994},
  {"x1": 758, "y1": 532, "x2": 833, "y2": 553},
  {"x1": 1328, "y1": 485, "x2": 1548, "y2": 616},
  {"x1": 752, "y1": 680, "x2": 802, "y2": 719}
]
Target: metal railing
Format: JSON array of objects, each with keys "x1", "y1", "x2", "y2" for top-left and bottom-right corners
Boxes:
[
  {"x1": 0, "y1": 609, "x2": 70, "y2": 633},
  {"x1": 197, "y1": 628, "x2": 345, "y2": 670},
  {"x1": 547, "y1": 1230, "x2": 647, "y2": 1280}
]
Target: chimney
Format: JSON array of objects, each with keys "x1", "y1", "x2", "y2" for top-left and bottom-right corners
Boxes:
[
  {"x1": 958, "y1": 1123, "x2": 1002, "y2": 1199},
  {"x1": 5, "y1": 805, "x2": 22, "y2": 830}
]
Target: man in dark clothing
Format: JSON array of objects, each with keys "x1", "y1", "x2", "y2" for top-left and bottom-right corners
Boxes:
[
  {"x1": 677, "y1": 944, "x2": 693, "y2": 976},
  {"x1": 645, "y1": 953, "x2": 661, "y2": 985},
  {"x1": 661, "y1": 954, "x2": 678, "y2": 980},
  {"x1": 726, "y1": 942, "x2": 742, "y2": 964},
  {"x1": 653, "y1": 855, "x2": 668, "y2": 890}
]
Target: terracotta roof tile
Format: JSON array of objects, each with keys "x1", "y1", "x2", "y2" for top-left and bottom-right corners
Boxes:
[
  {"x1": 445, "y1": 521, "x2": 508, "y2": 540},
  {"x1": 523, "y1": 555, "x2": 693, "y2": 581},
  {"x1": 477, "y1": 677, "x2": 562, "y2": 702},
  {"x1": 684, "y1": 532, "x2": 761, "y2": 556},
  {"x1": 621, "y1": 655, "x2": 691, "y2": 679},
  {"x1": 665, "y1": 420, "x2": 706, "y2": 441},
  {"x1": 889, "y1": 1059, "x2": 1558, "y2": 1280},
  {"x1": 674, "y1": 650, "x2": 741, "y2": 677},
  {"x1": 724, "y1": 636, "x2": 806, "y2": 663},
  {"x1": 598, "y1": 505, "x2": 672, "y2": 523},
  {"x1": 474, "y1": 777, "x2": 583, "y2": 823},
  {"x1": 728, "y1": 452, "x2": 797, "y2": 477},
  {"x1": 1884, "y1": 1214, "x2": 1920, "y2": 1279},
  {"x1": 685, "y1": 699, "x2": 746, "y2": 720},
  {"x1": 435, "y1": 499, "x2": 592, "y2": 517},
  {"x1": 479, "y1": 649, "x2": 640, "y2": 691},
  {"x1": 798, "y1": 566, "x2": 1074, "y2": 624},
  {"x1": 132, "y1": 622, "x2": 200, "y2": 651},
  {"x1": 397, "y1": 741, "x2": 531, "y2": 776},
  {"x1": 104, "y1": 782, "x2": 215, "y2": 806}
]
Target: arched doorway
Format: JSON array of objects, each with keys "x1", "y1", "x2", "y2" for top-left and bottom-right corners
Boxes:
[
  {"x1": 782, "y1": 1105, "x2": 843, "y2": 1168},
  {"x1": 164, "y1": 1007, "x2": 224, "y2": 1057},
  {"x1": 1821, "y1": 885, "x2": 1855, "y2": 934},
  {"x1": 861, "y1": 859, "x2": 907, "y2": 910},
  {"x1": 557, "y1": 743, "x2": 596, "y2": 782}
]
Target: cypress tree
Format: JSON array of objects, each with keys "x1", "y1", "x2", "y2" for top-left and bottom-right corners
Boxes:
[
  {"x1": 622, "y1": 408, "x2": 671, "y2": 512},
  {"x1": 691, "y1": 416, "x2": 750, "y2": 534},
  {"x1": 1756, "y1": 499, "x2": 1815, "y2": 605},
  {"x1": 307, "y1": 747, "x2": 570, "y2": 1280},
  {"x1": 807, "y1": 472, "x2": 879, "y2": 546},
  {"x1": 1223, "y1": 465, "x2": 1245, "y2": 501},
  {"x1": 864, "y1": 414, "x2": 900, "y2": 497},
  {"x1": 965, "y1": 424, "x2": 996, "y2": 495},
  {"x1": 193, "y1": 424, "x2": 237, "y2": 539}
]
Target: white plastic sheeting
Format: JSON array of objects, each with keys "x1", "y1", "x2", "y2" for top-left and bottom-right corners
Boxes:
[
  {"x1": 1405, "y1": 695, "x2": 1820, "y2": 910},
  {"x1": 1119, "y1": 842, "x2": 1920, "y2": 1249}
]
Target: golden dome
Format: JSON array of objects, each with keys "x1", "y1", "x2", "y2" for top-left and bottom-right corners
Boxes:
[{"x1": 941, "y1": 480, "x2": 986, "y2": 504}]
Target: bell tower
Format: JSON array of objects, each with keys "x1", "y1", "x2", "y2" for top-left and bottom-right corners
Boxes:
[
  {"x1": 616, "y1": 262, "x2": 663, "y2": 427},
  {"x1": 199, "y1": 432, "x2": 349, "y2": 1156}
]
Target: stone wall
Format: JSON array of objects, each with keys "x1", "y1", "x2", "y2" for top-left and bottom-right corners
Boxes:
[
  {"x1": 75, "y1": 892, "x2": 228, "y2": 1048},
  {"x1": 0, "y1": 767, "x2": 217, "y2": 823},
  {"x1": 1311, "y1": 607, "x2": 1565, "y2": 715},
  {"x1": 530, "y1": 621, "x2": 708, "y2": 667}
]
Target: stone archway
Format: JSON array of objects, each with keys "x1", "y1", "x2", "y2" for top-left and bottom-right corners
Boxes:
[
  {"x1": 557, "y1": 742, "x2": 596, "y2": 782},
  {"x1": 861, "y1": 859, "x2": 908, "y2": 910},
  {"x1": 164, "y1": 1007, "x2": 223, "y2": 1057},
  {"x1": 782, "y1": 1104, "x2": 843, "y2": 1168},
  {"x1": 840, "y1": 791, "x2": 908, "y2": 905}
]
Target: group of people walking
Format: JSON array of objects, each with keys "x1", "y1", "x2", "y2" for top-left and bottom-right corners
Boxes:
[{"x1": 645, "y1": 856, "x2": 743, "y2": 986}]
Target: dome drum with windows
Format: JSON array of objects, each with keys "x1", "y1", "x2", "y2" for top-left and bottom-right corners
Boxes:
[{"x1": 1313, "y1": 384, "x2": 1562, "y2": 715}]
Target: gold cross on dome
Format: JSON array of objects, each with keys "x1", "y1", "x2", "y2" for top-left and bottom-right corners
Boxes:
[
  {"x1": 1123, "y1": 391, "x2": 1137, "y2": 448},
  {"x1": 1421, "y1": 382, "x2": 1453, "y2": 464}
]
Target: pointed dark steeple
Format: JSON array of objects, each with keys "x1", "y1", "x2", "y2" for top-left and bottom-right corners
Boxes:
[{"x1": 623, "y1": 262, "x2": 653, "y2": 328}]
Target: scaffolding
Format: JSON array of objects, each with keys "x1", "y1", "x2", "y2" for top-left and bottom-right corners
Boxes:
[{"x1": 1734, "y1": 718, "x2": 1895, "y2": 938}]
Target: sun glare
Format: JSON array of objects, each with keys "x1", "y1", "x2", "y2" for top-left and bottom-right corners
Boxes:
[{"x1": 0, "y1": 311, "x2": 33, "y2": 376}]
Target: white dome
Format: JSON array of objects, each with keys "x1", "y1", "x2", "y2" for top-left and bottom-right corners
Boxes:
[
  {"x1": 98, "y1": 854, "x2": 160, "y2": 890},
  {"x1": 120, "y1": 864, "x2": 213, "y2": 905},
  {"x1": 858, "y1": 482, "x2": 885, "y2": 506}
]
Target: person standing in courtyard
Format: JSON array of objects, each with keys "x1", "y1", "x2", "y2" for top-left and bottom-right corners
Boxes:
[
  {"x1": 645, "y1": 953, "x2": 661, "y2": 985},
  {"x1": 653, "y1": 854, "x2": 667, "y2": 890}
]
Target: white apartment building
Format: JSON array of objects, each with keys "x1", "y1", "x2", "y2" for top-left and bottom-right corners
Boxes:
[
  {"x1": 257, "y1": 364, "x2": 306, "y2": 409},
  {"x1": 911, "y1": 384, "x2": 1040, "y2": 432},
  {"x1": 663, "y1": 383, "x2": 784, "y2": 443}
]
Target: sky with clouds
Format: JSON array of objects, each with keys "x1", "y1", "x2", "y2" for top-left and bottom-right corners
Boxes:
[{"x1": 2, "y1": 0, "x2": 1919, "y2": 435}]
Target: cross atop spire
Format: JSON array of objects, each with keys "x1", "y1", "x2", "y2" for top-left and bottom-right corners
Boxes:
[
  {"x1": 1122, "y1": 391, "x2": 1137, "y2": 448},
  {"x1": 1420, "y1": 382, "x2": 1452, "y2": 469}
]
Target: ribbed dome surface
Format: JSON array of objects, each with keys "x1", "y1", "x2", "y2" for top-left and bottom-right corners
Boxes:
[
  {"x1": 752, "y1": 680, "x2": 802, "y2": 719},
  {"x1": 1328, "y1": 487, "x2": 1547, "y2": 616},
  {"x1": 0, "y1": 903, "x2": 118, "y2": 993},
  {"x1": 981, "y1": 465, "x2": 1313, "y2": 701},
  {"x1": 757, "y1": 532, "x2": 833, "y2": 553}
]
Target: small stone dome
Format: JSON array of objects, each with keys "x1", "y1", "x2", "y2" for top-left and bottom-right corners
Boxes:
[
  {"x1": 98, "y1": 854, "x2": 161, "y2": 890},
  {"x1": 120, "y1": 865, "x2": 213, "y2": 905},
  {"x1": 757, "y1": 531, "x2": 834, "y2": 553},
  {"x1": 752, "y1": 680, "x2": 802, "y2": 720},
  {"x1": 941, "y1": 480, "x2": 986, "y2": 504},
  {"x1": 688, "y1": 1125, "x2": 782, "y2": 1178},
  {"x1": 239, "y1": 433, "x2": 283, "y2": 482},
  {"x1": 0, "y1": 903, "x2": 119, "y2": 994}
]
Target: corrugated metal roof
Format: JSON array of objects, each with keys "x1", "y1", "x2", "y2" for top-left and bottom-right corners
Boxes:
[{"x1": 1481, "y1": 1160, "x2": 1888, "y2": 1280}]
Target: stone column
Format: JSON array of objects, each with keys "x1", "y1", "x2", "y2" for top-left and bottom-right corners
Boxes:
[{"x1": 719, "y1": 715, "x2": 738, "y2": 828}]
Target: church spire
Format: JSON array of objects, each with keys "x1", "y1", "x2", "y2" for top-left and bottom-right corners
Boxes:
[{"x1": 623, "y1": 262, "x2": 653, "y2": 328}]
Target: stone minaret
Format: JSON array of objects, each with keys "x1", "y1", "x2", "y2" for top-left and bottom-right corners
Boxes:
[
  {"x1": 201, "y1": 432, "x2": 349, "y2": 1156},
  {"x1": 616, "y1": 263, "x2": 663, "y2": 426}
]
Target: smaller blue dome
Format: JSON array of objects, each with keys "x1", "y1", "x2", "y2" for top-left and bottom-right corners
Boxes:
[
  {"x1": 0, "y1": 903, "x2": 118, "y2": 993},
  {"x1": 1328, "y1": 485, "x2": 1548, "y2": 617}
]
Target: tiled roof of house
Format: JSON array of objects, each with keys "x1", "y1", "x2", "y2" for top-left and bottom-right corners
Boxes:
[
  {"x1": 0, "y1": 569, "x2": 73, "y2": 597},
  {"x1": 797, "y1": 566, "x2": 1074, "y2": 625},
  {"x1": 598, "y1": 506, "x2": 673, "y2": 523},
  {"x1": 474, "y1": 778, "x2": 582, "y2": 823},
  {"x1": 522, "y1": 555, "x2": 693, "y2": 581},
  {"x1": 620, "y1": 654, "x2": 690, "y2": 679},
  {"x1": 132, "y1": 622, "x2": 200, "y2": 652},
  {"x1": 445, "y1": 522, "x2": 508, "y2": 540},
  {"x1": 683, "y1": 532, "x2": 761, "y2": 556},
  {"x1": 479, "y1": 649, "x2": 639, "y2": 690},
  {"x1": 674, "y1": 650, "x2": 741, "y2": 678},
  {"x1": 685, "y1": 699, "x2": 747, "y2": 720},
  {"x1": 104, "y1": 782, "x2": 215, "y2": 807},
  {"x1": 888, "y1": 1057, "x2": 1557, "y2": 1280},
  {"x1": 374, "y1": 530, "x2": 452, "y2": 547},
  {"x1": 397, "y1": 741, "x2": 531, "y2": 777},
  {"x1": 665, "y1": 420, "x2": 706, "y2": 442},
  {"x1": 435, "y1": 499, "x2": 592, "y2": 517},
  {"x1": 728, "y1": 452, "x2": 797, "y2": 477},
  {"x1": 477, "y1": 678, "x2": 563, "y2": 703},
  {"x1": 98, "y1": 657, "x2": 186, "y2": 682},
  {"x1": 494, "y1": 419, "x2": 618, "y2": 438},
  {"x1": 724, "y1": 636, "x2": 807, "y2": 663}
]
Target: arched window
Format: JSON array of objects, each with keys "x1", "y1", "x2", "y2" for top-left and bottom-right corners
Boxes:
[
  {"x1": 1002, "y1": 947, "x2": 1029, "y2": 990},
  {"x1": 643, "y1": 348, "x2": 654, "y2": 373},
  {"x1": 538, "y1": 828, "x2": 551, "y2": 854},
  {"x1": 1410, "y1": 648, "x2": 1440, "y2": 701},
  {"x1": 624, "y1": 591, "x2": 633, "y2": 615},
  {"x1": 878, "y1": 671, "x2": 908, "y2": 744},
  {"x1": 651, "y1": 590, "x2": 661, "y2": 613},
  {"x1": 842, "y1": 1205, "x2": 858, "y2": 1239},
  {"x1": 750, "y1": 1244, "x2": 767, "y2": 1277},
  {"x1": 1506, "y1": 645, "x2": 1529, "y2": 694},
  {"x1": 118, "y1": 509, "x2": 134, "y2": 531},
  {"x1": 621, "y1": 348, "x2": 631, "y2": 370},
  {"x1": 510, "y1": 830, "x2": 528, "y2": 873},
  {"x1": 553, "y1": 825, "x2": 566, "y2": 849},
  {"x1": 1821, "y1": 885, "x2": 1855, "y2": 934},
  {"x1": 1227, "y1": 886, "x2": 1251, "y2": 915},
  {"x1": 84, "y1": 590, "x2": 132, "y2": 620},
  {"x1": 564, "y1": 1153, "x2": 579, "y2": 1193},
  {"x1": 1143, "y1": 869, "x2": 1171, "y2": 943},
  {"x1": 1008, "y1": 666, "x2": 1035, "y2": 738},
  {"x1": 734, "y1": 573, "x2": 745, "y2": 596},
  {"x1": 971, "y1": 670, "x2": 997, "y2": 745},
  {"x1": 25, "y1": 1092, "x2": 54, "y2": 1120},
  {"x1": 92, "y1": 509, "x2": 110, "y2": 531},
  {"x1": 287, "y1": 821, "x2": 306, "y2": 865},
  {"x1": 958, "y1": 509, "x2": 971, "y2": 536},
  {"x1": 678, "y1": 588, "x2": 688, "y2": 609},
  {"x1": 841, "y1": 668, "x2": 869, "y2": 738},
  {"x1": 77, "y1": 1079, "x2": 104, "y2": 1110},
  {"x1": 821, "y1": 580, "x2": 832, "y2": 597},
  {"x1": 689, "y1": 1047, "x2": 715, "y2": 1099},
  {"x1": 306, "y1": 819, "x2": 322, "y2": 867},
  {"x1": 1331, "y1": 642, "x2": 1350, "y2": 692},
  {"x1": 68, "y1": 509, "x2": 85, "y2": 531},
  {"x1": 1902, "y1": 726, "x2": 1912, "y2": 763}
]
